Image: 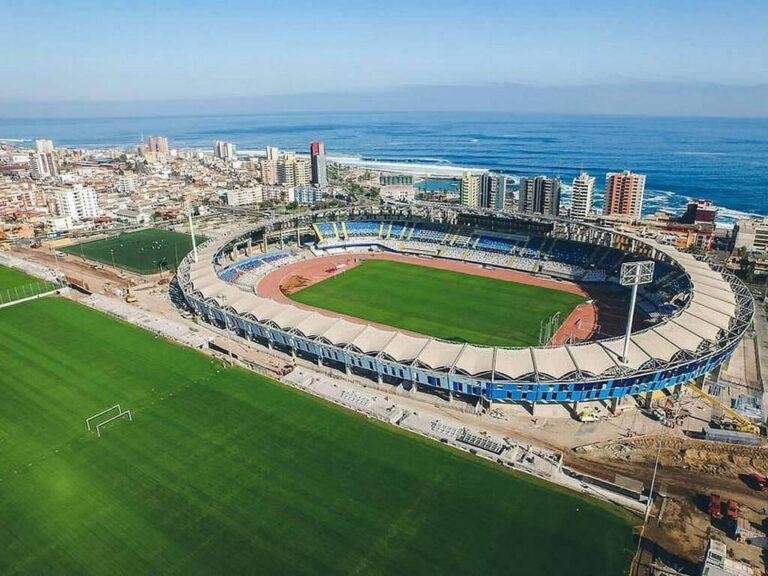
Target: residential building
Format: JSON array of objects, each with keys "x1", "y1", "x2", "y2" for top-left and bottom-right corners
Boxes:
[
  {"x1": 293, "y1": 186, "x2": 325, "y2": 204},
  {"x1": 29, "y1": 152, "x2": 58, "y2": 179},
  {"x1": 603, "y1": 170, "x2": 646, "y2": 219},
  {"x1": 519, "y1": 176, "x2": 561, "y2": 216},
  {"x1": 55, "y1": 186, "x2": 100, "y2": 221},
  {"x1": 265, "y1": 146, "x2": 279, "y2": 161},
  {"x1": 380, "y1": 174, "x2": 413, "y2": 186},
  {"x1": 459, "y1": 171, "x2": 481, "y2": 208},
  {"x1": 116, "y1": 176, "x2": 138, "y2": 194},
  {"x1": 213, "y1": 141, "x2": 236, "y2": 162},
  {"x1": 222, "y1": 186, "x2": 263, "y2": 207},
  {"x1": 260, "y1": 159, "x2": 278, "y2": 185},
  {"x1": 570, "y1": 172, "x2": 595, "y2": 219},
  {"x1": 146, "y1": 135, "x2": 170, "y2": 155},
  {"x1": 310, "y1": 141, "x2": 327, "y2": 187},
  {"x1": 35, "y1": 139, "x2": 55, "y2": 154},
  {"x1": 680, "y1": 199, "x2": 717, "y2": 225},
  {"x1": 481, "y1": 173, "x2": 507, "y2": 211},
  {"x1": 114, "y1": 208, "x2": 151, "y2": 225},
  {"x1": 733, "y1": 218, "x2": 768, "y2": 252},
  {"x1": 278, "y1": 154, "x2": 310, "y2": 187}
]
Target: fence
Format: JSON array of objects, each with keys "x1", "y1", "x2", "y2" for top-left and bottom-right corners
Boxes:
[{"x1": 0, "y1": 280, "x2": 62, "y2": 306}]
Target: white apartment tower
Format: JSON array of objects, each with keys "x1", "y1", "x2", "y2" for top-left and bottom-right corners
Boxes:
[
  {"x1": 29, "y1": 153, "x2": 59, "y2": 179},
  {"x1": 459, "y1": 171, "x2": 481, "y2": 208},
  {"x1": 570, "y1": 172, "x2": 595, "y2": 219},
  {"x1": 55, "y1": 187, "x2": 100, "y2": 221},
  {"x1": 35, "y1": 139, "x2": 55, "y2": 154},
  {"x1": 265, "y1": 146, "x2": 279, "y2": 161},
  {"x1": 213, "y1": 141, "x2": 236, "y2": 162}
]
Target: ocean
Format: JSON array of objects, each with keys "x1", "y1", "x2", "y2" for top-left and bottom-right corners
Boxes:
[{"x1": 1, "y1": 112, "x2": 766, "y2": 222}]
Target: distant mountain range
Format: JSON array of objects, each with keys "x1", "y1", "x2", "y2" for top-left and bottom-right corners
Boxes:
[{"x1": 2, "y1": 81, "x2": 767, "y2": 118}]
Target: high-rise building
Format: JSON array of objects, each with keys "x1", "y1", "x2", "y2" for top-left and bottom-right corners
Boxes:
[
  {"x1": 459, "y1": 171, "x2": 481, "y2": 208},
  {"x1": 260, "y1": 159, "x2": 278, "y2": 185},
  {"x1": 603, "y1": 170, "x2": 646, "y2": 219},
  {"x1": 310, "y1": 141, "x2": 327, "y2": 187},
  {"x1": 213, "y1": 141, "x2": 236, "y2": 162},
  {"x1": 55, "y1": 186, "x2": 100, "y2": 221},
  {"x1": 518, "y1": 176, "x2": 561, "y2": 216},
  {"x1": 35, "y1": 139, "x2": 54, "y2": 154},
  {"x1": 29, "y1": 152, "x2": 59, "y2": 179},
  {"x1": 265, "y1": 146, "x2": 279, "y2": 161},
  {"x1": 570, "y1": 172, "x2": 595, "y2": 219},
  {"x1": 733, "y1": 218, "x2": 768, "y2": 253},
  {"x1": 294, "y1": 158, "x2": 311, "y2": 186},
  {"x1": 680, "y1": 199, "x2": 717, "y2": 225},
  {"x1": 146, "y1": 135, "x2": 170, "y2": 155},
  {"x1": 277, "y1": 154, "x2": 311, "y2": 187},
  {"x1": 481, "y1": 173, "x2": 507, "y2": 210}
]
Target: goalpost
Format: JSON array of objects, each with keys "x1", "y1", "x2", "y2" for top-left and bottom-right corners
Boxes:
[
  {"x1": 95, "y1": 410, "x2": 132, "y2": 438},
  {"x1": 85, "y1": 404, "x2": 133, "y2": 437}
]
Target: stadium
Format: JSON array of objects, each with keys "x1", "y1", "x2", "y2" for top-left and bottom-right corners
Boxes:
[{"x1": 177, "y1": 205, "x2": 754, "y2": 409}]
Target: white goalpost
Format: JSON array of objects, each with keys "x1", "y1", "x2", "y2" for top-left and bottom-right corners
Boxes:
[
  {"x1": 95, "y1": 410, "x2": 132, "y2": 438},
  {"x1": 85, "y1": 404, "x2": 133, "y2": 437}
]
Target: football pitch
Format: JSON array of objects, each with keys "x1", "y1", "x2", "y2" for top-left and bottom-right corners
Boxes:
[
  {"x1": 0, "y1": 298, "x2": 636, "y2": 574},
  {"x1": 0, "y1": 264, "x2": 55, "y2": 303},
  {"x1": 289, "y1": 259, "x2": 586, "y2": 347},
  {"x1": 62, "y1": 228, "x2": 206, "y2": 274}
]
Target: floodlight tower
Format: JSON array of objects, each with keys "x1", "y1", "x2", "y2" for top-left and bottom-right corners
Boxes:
[
  {"x1": 186, "y1": 202, "x2": 198, "y2": 263},
  {"x1": 619, "y1": 260, "x2": 655, "y2": 364}
]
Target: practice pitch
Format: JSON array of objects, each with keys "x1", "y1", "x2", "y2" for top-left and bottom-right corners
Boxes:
[{"x1": 0, "y1": 297, "x2": 635, "y2": 574}]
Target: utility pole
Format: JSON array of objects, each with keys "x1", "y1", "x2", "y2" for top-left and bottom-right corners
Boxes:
[{"x1": 187, "y1": 202, "x2": 198, "y2": 263}]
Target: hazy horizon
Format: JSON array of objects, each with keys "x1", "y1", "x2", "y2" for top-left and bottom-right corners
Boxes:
[{"x1": 3, "y1": 81, "x2": 768, "y2": 119}]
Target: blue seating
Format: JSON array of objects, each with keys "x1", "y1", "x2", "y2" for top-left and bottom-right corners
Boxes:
[
  {"x1": 346, "y1": 221, "x2": 380, "y2": 236},
  {"x1": 218, "y1": 251, "x2": 290, "y2": 282}
]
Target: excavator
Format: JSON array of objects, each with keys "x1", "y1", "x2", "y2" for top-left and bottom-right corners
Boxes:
[{"x1": 686, "y1": 381, "x2": 761, "y2": 436}]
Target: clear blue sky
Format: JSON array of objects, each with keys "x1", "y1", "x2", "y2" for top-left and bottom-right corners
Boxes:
[{"x1": 2, "y1": 0, "x2": 766, "y2": 102}]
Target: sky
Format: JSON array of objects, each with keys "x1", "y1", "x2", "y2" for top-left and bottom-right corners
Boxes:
[{"x1": 1, "y1": 0, "x2": 767, "y2": 113}]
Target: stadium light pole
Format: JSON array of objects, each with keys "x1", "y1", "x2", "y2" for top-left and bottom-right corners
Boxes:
[
  {"x1": 619, "y1": 261, "x2": 655, "y2": 364},
  {"x1": 187, "y1": 203, "x2": 199, "y2": 263}
]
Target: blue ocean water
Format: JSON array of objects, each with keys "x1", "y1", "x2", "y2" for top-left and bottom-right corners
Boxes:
[{"x1": 1, "y1": 112, "x2": 766, "y2": 219}]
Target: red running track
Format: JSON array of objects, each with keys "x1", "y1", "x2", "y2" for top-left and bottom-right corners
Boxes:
[{"x1": 256, "y1": 251, "x2": 598, "y2": 347}]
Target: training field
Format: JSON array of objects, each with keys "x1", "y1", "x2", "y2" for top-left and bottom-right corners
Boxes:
[
  {"x1": 62, "y1": 228, "x2": 206, "y2": 274},
  {"x1": 289, "y1": 259, "x2": 586, "y2": 347},
  {"x1": 0, "y1": 298, "x2": 635, "y2": 574},
  {"x1": 0, "y1": 264, "x2": 54, "y2": 303},
  {"x1": 0, "y1": 264, "x2": 43, "y2": 291}
]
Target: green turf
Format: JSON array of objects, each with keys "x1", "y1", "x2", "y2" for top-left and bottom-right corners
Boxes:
[
  {"x1": 0, "y1": 264, "x2": 54, "y2": 303},
  {"x1": 289, "y1": 259, "x2": 585, "y2": 347},
  {"x1": 0, "y1": 298, "x2": 636, "y2": 575},
  {"x1": 62, "y1": 228, "x2": 206, "y2": 274}
]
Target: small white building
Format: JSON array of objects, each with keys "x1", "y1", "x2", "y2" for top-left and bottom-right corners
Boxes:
[{"x1": 222, "y1": 186, "x2": 263, "y2": 207}]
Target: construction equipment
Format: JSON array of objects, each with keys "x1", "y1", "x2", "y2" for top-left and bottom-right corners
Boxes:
[
  {"x1": 124, "y1": 289, "x2": 137, "y2": 303},
  {"x1": 686, "y1": 382, "x2": 761, "y2": 436},
  {"x1": 709, "y1": 493, "x2": 723, "y2": 519},
  {"x1": 577, "y1": 406, "x2": 600, "y2": 423},
  {"x1": 747, "y1": 472, "x2": 768, "y2": 492}
]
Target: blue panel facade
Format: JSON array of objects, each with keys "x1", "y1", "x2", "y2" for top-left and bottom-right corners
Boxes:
[{"x1": 187, "y1": 293, "x2": 739, "y2": 405}]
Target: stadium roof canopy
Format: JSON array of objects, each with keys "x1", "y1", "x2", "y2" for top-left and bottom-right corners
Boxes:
[{"x1": 183, "y1": 222, "x2": 745, "y2": 383}]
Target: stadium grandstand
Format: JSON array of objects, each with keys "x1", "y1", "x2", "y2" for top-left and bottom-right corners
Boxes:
[{"x1": 176, "y1": 205, "x2": 753, "y2": 409}]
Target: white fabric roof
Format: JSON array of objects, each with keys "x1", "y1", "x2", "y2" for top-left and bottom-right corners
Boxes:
[{"x1": 186, "y1": 227, "x2": 741, "y2": 379}]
